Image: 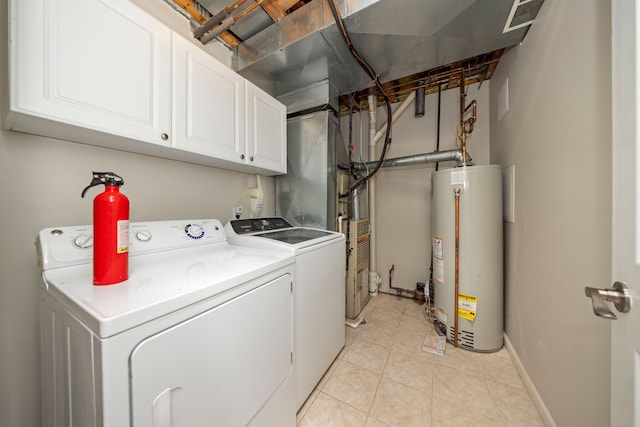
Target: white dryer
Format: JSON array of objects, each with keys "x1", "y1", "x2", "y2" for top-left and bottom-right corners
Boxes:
[
  {"x1": 37, "y1": 219, "x2": 296, "y2": 427},
  {"x1": 225, "y1": 217, "x2": 346, "y2": 410}
]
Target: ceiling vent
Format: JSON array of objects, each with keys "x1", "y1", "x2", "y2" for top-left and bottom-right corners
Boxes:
[{"x1": 503, "y1": 0, "x2": 545, "y2": 33}]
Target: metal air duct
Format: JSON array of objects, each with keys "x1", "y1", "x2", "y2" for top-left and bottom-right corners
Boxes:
[{"x1": 234, "y1": 0, "x2": 542, "y2": 97}]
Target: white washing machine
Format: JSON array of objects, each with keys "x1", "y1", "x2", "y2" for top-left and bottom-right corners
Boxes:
[
  {"x1": 36, "y1": 219, "x2": 296, "y2": 427},
  {"x1": 224, "y1": 217, "x2": 346, "y2": 410}
]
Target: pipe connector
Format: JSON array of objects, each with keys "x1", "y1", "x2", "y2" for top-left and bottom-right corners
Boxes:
[{"x1": 369, "y1": 271, "x2": 380, "y2": 296}]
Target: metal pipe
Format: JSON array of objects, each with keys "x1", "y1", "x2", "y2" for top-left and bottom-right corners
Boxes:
[
  {"x1": 193, "y1": 0, "x2": 249, "y2": 39},
  {"x1": 352, "y1": 148, "x2": 470, "y2": 171},
  {"x1": 388, "y1": 264, "x2": 416, "y2": 299},
  {"x1": 454, "y1": 187, "x2": 461, "y2": 346},
  {"x1": 200, "y1": 0, "x2": 264, "y2": 44},
  {"x1": 415, "y1": 80, "x2": 425, "y2": 117}
]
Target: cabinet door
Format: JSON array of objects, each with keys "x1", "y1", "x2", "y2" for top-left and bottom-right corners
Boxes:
[
  {"x1": 246, "y1": 82, "x2": 287, "y2": 174},
  {"x1": 9, "y1": 0, "x2": 172, "y2": 145},
  {"x1": 172, "y1": 34, "x2": 245, "y2": 161},
  {"x1": 129, "y1": 274, "x2": 294, "y2": 427}
]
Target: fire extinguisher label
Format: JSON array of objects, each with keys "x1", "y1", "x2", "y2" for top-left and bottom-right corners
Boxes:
[{"x1": 117, "y1": 220, "x2": 129, "y2": 254}]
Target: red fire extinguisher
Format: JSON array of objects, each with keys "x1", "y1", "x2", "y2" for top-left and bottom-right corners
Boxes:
[{"x1": 81, "y1": 172, "x2": 129, "y2": 285}]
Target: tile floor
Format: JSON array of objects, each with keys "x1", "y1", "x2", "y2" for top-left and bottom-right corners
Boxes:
[{"x1": 296, "y1": 293, "x2": 544, "y2": 427}]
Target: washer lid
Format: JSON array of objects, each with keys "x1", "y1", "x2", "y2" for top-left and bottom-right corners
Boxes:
[
  {"x1": 257, "y1": 228, "x2": 335, "y2": 244},
  {"x1": 41, "y1": 243, "x2": 294, "y2": 338}
]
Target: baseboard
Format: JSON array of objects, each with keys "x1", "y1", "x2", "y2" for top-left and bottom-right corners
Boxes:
[{"x1": 504, "y1": 334, "x2": 557, "y2": 427}]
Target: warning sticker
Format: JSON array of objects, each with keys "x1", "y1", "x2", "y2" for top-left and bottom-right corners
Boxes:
[
  {"x1": 437, "y1": 308, "x2": 448, "y2": 323},
  {"x1": 433, "y1": 259, "x2": 444, "y2": 283},
  {"x1": 117, "y1": 220, "x2": 129, "y2": 254},
  {"x1": 432, "y1": 237, "x2": 443, "y2": 260},
  {"x1": 458, "y1": 293, "x2": 477, "y2": 321},
  {"x1": 451, "y1": 170, "x2": 466, "y2": 186}
]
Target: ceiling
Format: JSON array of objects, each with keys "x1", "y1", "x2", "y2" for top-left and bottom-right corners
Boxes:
[{"x1": 164, "y1": 0, "x2": 544, "y2": 108}]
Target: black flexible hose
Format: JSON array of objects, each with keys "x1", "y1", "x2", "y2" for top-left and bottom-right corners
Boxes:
[
  {"x1": 436, "y1": 84, "x2": 441, "y2": 171},
  {"x1": 327, "y1": 0, "x2": 393, "y2": 197}
]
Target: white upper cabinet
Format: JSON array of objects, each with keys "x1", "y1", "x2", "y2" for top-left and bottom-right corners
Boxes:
[
  {"x1": 5, "y1": 0, "x2": 287, "y2": 175},
  {"x1": 7, "y1": 0, "x2": 172, "y2": 146},
  {"x1": 173, "y1": 36, "x2": 286, "y2": 174},
  {"x1": 246, "y1": 82, "x2": 287, "y2": 174},
  {"x1": 172, "y1": 34, "x2": 245, "y2": 162}
]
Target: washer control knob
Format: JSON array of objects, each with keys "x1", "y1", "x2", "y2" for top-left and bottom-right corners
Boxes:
[
  {"x1": 185, "y1": 223, "x2": 205, "y2": 239},
  {"x1": 135, "y1": 230, "x2": 152, "y2": 242},
  {"x1": 73, "y1": 234, "x2": 93, "y2": 249}
]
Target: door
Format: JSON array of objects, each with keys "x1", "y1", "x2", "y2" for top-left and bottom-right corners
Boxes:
[
  {"x1": 130, "y1": 274, "x2": 293, "y2": 427},
  {"x1": 245, "y1": 81, "x2": 287, "y2": 174},
  {"x1": 611, "y1": 0, "x2": 640, "y2": 425},
  {"x1": 172, "y1": 34, "x2": 245, "y2": 161}
]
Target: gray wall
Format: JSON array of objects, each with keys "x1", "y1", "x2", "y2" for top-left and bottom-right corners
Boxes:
[
  {"x1": 489, "y1": 0, "x2": 612, "y2": 425},
  {"x1": 344, "y1": 84, "x2": 491, "y2": 293}
]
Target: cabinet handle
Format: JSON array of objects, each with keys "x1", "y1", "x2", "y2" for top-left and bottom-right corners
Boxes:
[
  {"x1": 240, "y1": 154, "x2": 245, "y2": 160},
  {"x1": 249, "y1": 156, "x2": 254, "y2": 162},
  {"x1": 161, "y1": 133, "x2": 169, "y2": 141}
]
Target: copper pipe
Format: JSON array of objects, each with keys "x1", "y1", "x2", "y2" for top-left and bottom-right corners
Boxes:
[
  {"x1": 463, "y1": 99, "x2": 477, "y2": 134},
  {"x1": 462, "y1": 134, "x2": 467, "y2": 165},
  {"x1": 454, "y1": 187, "x2": 461, "y2": 346}
]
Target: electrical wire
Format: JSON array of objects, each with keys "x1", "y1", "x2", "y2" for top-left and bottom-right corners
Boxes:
[{"x1": 327, "y1": 0, "x2": 393, "y2": 197}]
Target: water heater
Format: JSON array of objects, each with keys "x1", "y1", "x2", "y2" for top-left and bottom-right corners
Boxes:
[{"x1": 431, "y1": 165, "x2": 503, "y2": 352}]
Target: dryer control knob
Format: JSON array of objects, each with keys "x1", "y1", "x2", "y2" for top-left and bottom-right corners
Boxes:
[
  {"x1": 185, "y1": 223, "x2": 205, "y2": 239},
  {"x1": 73, "y1": 234, "x2": 93, "y2": 249},
  {"x1": 136, "y1": 230, "x2": 152, "y2": 242}
]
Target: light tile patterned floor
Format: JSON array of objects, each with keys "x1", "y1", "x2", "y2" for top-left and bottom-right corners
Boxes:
[{"x1": 296, "y1": 293, "x2": 544, "y2": 427}]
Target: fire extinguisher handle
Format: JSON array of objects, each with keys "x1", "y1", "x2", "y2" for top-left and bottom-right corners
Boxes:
[{"x1": 81, "y1": 172, "x2": 124, "y2": 198}]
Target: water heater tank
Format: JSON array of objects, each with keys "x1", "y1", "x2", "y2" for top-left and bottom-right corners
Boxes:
[{"x1": 431, "y1": 165, "x2": 503, "y2": 352}]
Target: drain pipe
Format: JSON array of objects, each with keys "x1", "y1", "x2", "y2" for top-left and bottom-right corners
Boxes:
[
  {"x1": 368, "y1": 95, "x2": 380, "y2": 296},
  {"x1": 367, "y1": 92, "x2": 417, "y2": 296}
]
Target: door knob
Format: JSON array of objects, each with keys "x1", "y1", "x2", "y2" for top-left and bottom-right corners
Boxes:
[{"x1": 584, "y1": 281, "x2": 631, "y2": 319}]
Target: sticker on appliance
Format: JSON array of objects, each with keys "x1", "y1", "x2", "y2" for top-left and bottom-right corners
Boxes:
[
  {"x1": 432, "y1": 237, "x2": 443, "y2": 260},
  {"x1": 458, "y1": 293, "x2": 477, "y2": 321},
  {"x1": 437, "y1": 308, "x2": 448, "y2": 323},
  {"x1": 451, "y1": 170, "x2": 466, "y2": 186},
  {"x1": 433, "y1": 259, "x2": 445, "y2": 283}
]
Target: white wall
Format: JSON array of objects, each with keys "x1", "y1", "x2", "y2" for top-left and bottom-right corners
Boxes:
[
  {"x1": 489, "y1": 0, "x2": 611, "y2": 425},
  {"x1": 345, "y1": 83, "x2": 491, "y2": 294}
]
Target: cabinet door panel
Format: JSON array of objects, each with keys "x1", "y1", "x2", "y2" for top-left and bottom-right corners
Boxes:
[
  {"x1": 10, "y1": 0, "x2": 171, "y2": 145},
  {"x1": 173, "y1": 35, "x2": 245, "y2": 160},
  {"x1": 246, "y1": 82, "x2": 287, "y2": 174}
]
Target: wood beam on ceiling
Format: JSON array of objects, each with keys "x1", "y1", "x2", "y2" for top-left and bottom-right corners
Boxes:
[
  {"x1": 173, "y1": 0, "x2": 241, "y2": 46},
  {"x1": 175, "y1": 0, "x2": 312, "y2": 45},
  {"x1": 339, "y1": 49, "x2": 506, "y2": 115},
  {"x1": 260, "y1": 0, "x2": 287, "y2": 21}
]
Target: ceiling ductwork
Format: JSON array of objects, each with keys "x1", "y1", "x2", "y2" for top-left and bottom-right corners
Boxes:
[{"x1": 166, "y1": 0, "x2": 544, "y2": 99}]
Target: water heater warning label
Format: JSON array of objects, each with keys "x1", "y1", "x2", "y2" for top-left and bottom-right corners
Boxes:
[
  {"x1": 433, "y1": 259, "x2": 444, "y2": 283},
  {"x1": 432, "y1": 237, "x2": 443, "y2": 260},
  {"x1": 458, "y1": 293, "x2": 477, "y2": 321}
]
